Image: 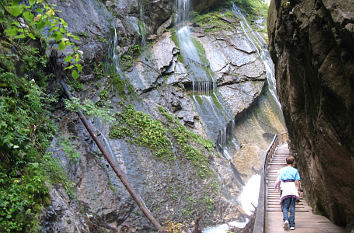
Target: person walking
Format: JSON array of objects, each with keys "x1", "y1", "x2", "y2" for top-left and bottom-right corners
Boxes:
[{"x1": 274, "y1": 155, "x2": 301, "y2": 230}]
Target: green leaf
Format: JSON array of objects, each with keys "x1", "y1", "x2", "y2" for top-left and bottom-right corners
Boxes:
[
  {"x1": 72, "y1": 35, "x2": 80, "y2": 41},
  {"x1": 36, "y1": 19, "x2": 45, "y2": 30},
  {"x1": 6, "y1": 6, "x2": 23, "y2": 17},
  {"x1": 60, "y1": 18, "x2": 68, "y2": 27},
  {"x1": 29, "y1": 0, "x2": 36, "y2": 6},
  {"x1": 64, "y1": 65, "x2": 74, "y2": 70},
  {"x1": 49, "y1": 26, "x2": 59, "y2": 33},
  {"x1": 54, "y1": 31, "x2": 63, "y2": 42},
  {"x1": 76, "y1": 64, "x2": 82, "y2": 72},
  {"x1": 14, "y1": 33, "x2": 26, "y2": 39},
  {"x1": 72, "y1": 70, "x2": 79, "y2": 79},
  {"x1": 64, "y1": 55, "x2": 72, "y2": 63},
  {"x1": 58, "y1": 40, "x2": 66, "y2": 50},
  {"x1": 4, "y1": 27, "x2": 18, "y2": 37},
  {"x1": 27, "y1": 32, "x2": 36, "y2": 40},
  {"x1": 60, "y1": 27, "x2": 67, "y2": 33},
  {"x1": 23, "y1": 11, "x2": 34, "y2": 22}
]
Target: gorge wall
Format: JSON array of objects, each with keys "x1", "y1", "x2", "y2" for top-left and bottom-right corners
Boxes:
[
  {"x1": 39, "y1": 0, "x2": 285, "y2": 232},
  {"x1": 268, "y1": 0, "x2": 354, "y2": 230}
]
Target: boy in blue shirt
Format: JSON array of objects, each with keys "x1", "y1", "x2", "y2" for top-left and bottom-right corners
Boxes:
[{"x1": 274, "y1": 155, "x2": 301, "y2": 230}]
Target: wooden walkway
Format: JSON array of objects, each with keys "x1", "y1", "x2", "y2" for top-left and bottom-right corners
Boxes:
[{"x1": 265, "y1": 144, "x2": 344, "y2": 233}]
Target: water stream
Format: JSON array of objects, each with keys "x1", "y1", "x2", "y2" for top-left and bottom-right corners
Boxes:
[
  {"x1": 175, "y1": 0, "x2": 235, "y2": 153},
  {"x1": 232, "y1": 4, "x2": 281, "y2": 109},
  {"x1": 112, "y1": 26, "x2": 125, "y2": 78},
  {"x1": 202, "y1": 4, "x2": 286, "y2": 232}
]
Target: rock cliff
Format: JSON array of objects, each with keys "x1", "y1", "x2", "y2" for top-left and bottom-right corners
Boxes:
[
  {"x1": 39, "y1": 0, "x2": 285, "y2": 231},
  {"x1": 268, "y1": 0, "x2": 354, "y2": 230}
]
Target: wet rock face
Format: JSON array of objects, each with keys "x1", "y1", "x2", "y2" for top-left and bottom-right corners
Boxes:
[
  {"x1": 192, "y1": 0, "x2": 228, "y2": 13},
  {"x1": 268, "y1": 0, "x2": 354, "y2": 228},
  {"x1": 43, "y1": 0, "x2": 279, "y2": 231}
]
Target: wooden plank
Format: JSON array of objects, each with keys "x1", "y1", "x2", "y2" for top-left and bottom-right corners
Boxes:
[{"x1": 264, "y1": 143, "x2": 345, "y2": 233}]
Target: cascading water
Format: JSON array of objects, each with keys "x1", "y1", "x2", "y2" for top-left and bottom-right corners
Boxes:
[
  {"x1": 177, "y1": 26, "x2": 212, "y2": 82},
  {"x1": 175, "y1": 0, "x2": 233, "y2": 151},
  {"x1": 232, "y1": 4, "x2": 281, "y2": 109},
  {"x1": 176, "y1": 0, "x2": 190, "y2": 25},
  {"x1": 112, "y1": 26, "x2": 124, "y2": 78}
]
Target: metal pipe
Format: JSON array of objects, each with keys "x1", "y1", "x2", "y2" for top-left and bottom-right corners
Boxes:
[{"x1": 60, "y1": 80, "x2": 162, "y2": 231}]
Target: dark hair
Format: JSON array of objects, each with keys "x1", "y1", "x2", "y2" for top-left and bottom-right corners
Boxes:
[{"x1": 286, "y1": 155, "x2": 295, "y2": 165}]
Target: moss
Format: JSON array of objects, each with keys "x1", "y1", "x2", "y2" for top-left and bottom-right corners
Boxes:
[
  {"x1": 110, "y1": 72, "x2": 136, "y2": 100},
  {"x1": 211, "y1": 92, "x2": 223, "y2": 110},
  {"x1": 195, "y1": 95, "x2": 203, "y2": 105},
  {"x1": 231, "y1": 0, "x2": 268, "y2": 21},
  {"x1": 171, "y1": 31, "x2": 179, "y2": 47},
  {"x1": 194, "y1": 11, "x2": 235, "y2": 32},
  {"x1": 109, "y1": 104, "x2": 173, "y2": 159},
  {"x1": 158, "y1": 107, "x2": 214, "y2": 178}
]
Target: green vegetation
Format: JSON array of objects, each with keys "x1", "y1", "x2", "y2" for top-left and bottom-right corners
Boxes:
[
  {"x1": 158, "y1": 107, "x2": 213, "y2": 178},
  {"x1": 0, "y1": 0, "x2": 87, "y2": 230},
  {"x1": 64, "y1": 97, "x2": 115, "y2": 123},
  {"x1": 0, "y1": 37, "x2": 57, "y2": 231},
  {"x1": 170, "y1": 31, "x2": 184, "y2": 63},
  {"x1": 203, "y1": 197, "x2": 215, "y2": 212},
  {"x1": 110, "y1": 104, "x2": 173, "y2": 158},
  {"x1": 194, "y1": 11, "x2": 235, "y2": 32},
  {"x1": 58, "y1": 137, "x2": 81, "y2": 163},
  {"x1": 190, "y1": 37, "x2": 214, "y2": 80},
  {"x1": 67, "y1": 78, "x2": 84, "y2": 91},
  {"x1": 211, "y1": 92, "x2": 223, "y2": 110},
  {"x1": 109, "y1": 105, "x2": 213, "y2": 178},
  {"x1": 0, "y1": 66, "x2": 55, "y2": 232},
  {"x1": 229, "y1": 0, "x2": 268, "y2": 20},
  {"x1": 110, "y1": 72, "x2": 136, "y2": 100},
  {"x1": 120, "y1": 44, "x2": 141, "y2": 71}
]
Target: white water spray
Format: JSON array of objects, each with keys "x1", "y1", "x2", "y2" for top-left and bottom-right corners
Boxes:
[
  {"x1": 112, "y1": 26, "x2": 124, "y2": 78},
  {"x1": 232, "y1": 4, "x2": 281, "y2": 109},
  {"x1": 176, "y1": 0, "x2": 190, "y2": 25}
]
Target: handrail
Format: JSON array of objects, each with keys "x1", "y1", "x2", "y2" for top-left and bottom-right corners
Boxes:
[{"x1": 253, "y1": 132, "x2": 288, "y2": 233}]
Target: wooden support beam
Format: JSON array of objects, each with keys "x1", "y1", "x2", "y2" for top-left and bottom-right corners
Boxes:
[{"x1": 60, "y1": 80, "x2": 162, "y2": 231}]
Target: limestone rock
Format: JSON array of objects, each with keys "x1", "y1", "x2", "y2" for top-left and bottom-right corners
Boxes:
[{"x1": 268, "y1": 0, "x2": 354, "y2": 229}]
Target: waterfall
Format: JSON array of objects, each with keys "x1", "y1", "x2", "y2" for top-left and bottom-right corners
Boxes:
[
  {"x1": 177, "y1": 26, "x2": 212, "y2": 84},
  {"x1": 112, "y1": 26, "x2": 124, "y2": 78},
  {"x1": 175, "y1": 0, "x2": 235, "y2": 157},
  {"x1": 232, "y1": 4, "x2": 281, "y2": 109},
  {"x1": 192, "y1": 81, "x2": 216, "y2": 95},
  {"x1": 176, "y1": 0, "x2": 190, "y2": 25}
]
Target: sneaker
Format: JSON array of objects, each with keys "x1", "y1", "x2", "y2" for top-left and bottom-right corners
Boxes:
[
  {"x1": 290, "y1": 226, "x2": 295, "y2": 230},
  {"x1": 283, "y1": 220, "x2": 289, "y2": 230}
]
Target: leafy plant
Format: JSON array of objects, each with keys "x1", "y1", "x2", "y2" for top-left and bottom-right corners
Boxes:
[
  {"x1": 64, "y1": 97, "x2": 115, "y2": 123},
  {"x1": 120, "y1": 44, "x2": 141, "y2": 71},
  {"x1": 0, "y1": 71, "x2": 55, "y2": 232},
  {"x1": 58, "y1": 137, "x2": 81, "y2": 163},
  {"x1": 0, "y1": 0, "x2": 83, "y2": 79}
]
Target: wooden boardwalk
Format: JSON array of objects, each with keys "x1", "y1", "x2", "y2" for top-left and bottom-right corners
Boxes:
[{"x1": 265, "y1": 144, "x2": 344, "y2": 233}]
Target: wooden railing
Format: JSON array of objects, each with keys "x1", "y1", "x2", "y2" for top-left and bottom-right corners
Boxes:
[{"x1": 253, "y1": 132, "x2": 288, "y2": 233}]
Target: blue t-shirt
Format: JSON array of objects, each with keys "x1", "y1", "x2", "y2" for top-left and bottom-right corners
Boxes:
[{"x1": 279, "y1": 166, "x2": 300, "y2": 181}]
